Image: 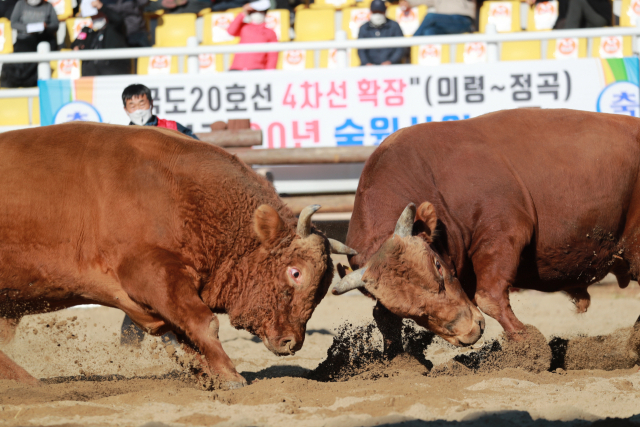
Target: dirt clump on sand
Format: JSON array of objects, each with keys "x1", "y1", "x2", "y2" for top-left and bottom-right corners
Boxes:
[
  {"x1": 563, "y1": 322, "x2": 640, "y2": 371},
  {"x1": 308, "y1": 320, "x2": 432, "y2": 382}
]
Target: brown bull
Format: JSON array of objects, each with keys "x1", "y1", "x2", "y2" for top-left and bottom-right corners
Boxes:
[
  {"x1": 334, "y1": 109, "x2": 640, "y2": 356},
  {"x1": 0, "y1": 123, "x2": 355, "y2": 388}
]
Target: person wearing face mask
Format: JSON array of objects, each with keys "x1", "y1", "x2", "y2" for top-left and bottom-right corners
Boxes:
[
  {"x1": 357, "y1": 0, "x2": 405, "y2": 66},
  {"x1": 122, "y1": 84, "x2": 199, "y2": 139},
  {"x1": 119, "y1": 83, "x2": 196, "y2": 346},
  {"x1": 0, "y1": 0, "x2": 58, "y2": 87},
  {"x1": 399, "y1": 0, "x2": 475, "y2": 36},
  {"x1": 70, "y1": 1, "x2": 131, "y2": 76},
  {"x1": 226, "y1": 0, "x2": 278, "y2": 71}
]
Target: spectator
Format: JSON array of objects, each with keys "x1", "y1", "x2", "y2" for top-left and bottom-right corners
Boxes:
[
  {"x1": 564, "y1": 0, "x2": 610, "y2": 28},
  {"x1": 227, "y1": 0, "x2": 277, "y2": 71},
  {"x1": 357, "y1": 0, "x2": 404, "y2": 66},
  {"x1": 71, "y1": 2, "x2": 131, "y2": 75},
  {"x1": 103, "y1": 0, "x2": 151, "y2": 47},
  {"x1": 400, "y1": 0, "x2": 475, "y2": 36},
  {"x1": 122, "y1": 84, "x2": 199, "y2": 138},
  {"x1": 0, "y1": 0, "x2": 58, "y2": 87}
]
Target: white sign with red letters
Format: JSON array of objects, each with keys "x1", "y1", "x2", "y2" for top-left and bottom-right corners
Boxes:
[{"x1": 39, "y1": 58, "x2": 640, "y2": 148}]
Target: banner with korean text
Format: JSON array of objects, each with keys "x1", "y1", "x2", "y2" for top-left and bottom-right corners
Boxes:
[{"x1": 38, "y1": 57, "x2": 639, "y2": 148}]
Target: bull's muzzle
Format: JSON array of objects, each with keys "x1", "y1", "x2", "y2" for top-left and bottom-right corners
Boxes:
[{"x1": 442, "y1": 308, "x2": 485, "y2": 347}]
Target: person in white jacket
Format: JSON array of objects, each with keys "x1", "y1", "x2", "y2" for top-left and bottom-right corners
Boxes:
[{"x1": 400, "y1": 0, "x2": 475, "y2": 36}]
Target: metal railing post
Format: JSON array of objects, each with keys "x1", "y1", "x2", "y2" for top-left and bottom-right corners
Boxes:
[
  {"x1": 187, "y1": 36, "x2": 199, "y2": 74},
  {"x1": 485, "y1": 23, "x2": 499, "y2": 63},
  {"x1": 37, "y1": 42, "x2": 51, "y2": 80},
  {"x1": 335, "y1": 30, "x2": 348, "y2": 68},
  {"x1": 635, "y1": 20, "x2": 640, "y2": 56}
]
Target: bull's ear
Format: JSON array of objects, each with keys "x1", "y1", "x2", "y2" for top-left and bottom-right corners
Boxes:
[
  {"x1": 416, "y1": 201, "x2": 438, "y2": 243},
  {"x1": 254, "y1": 204, "x2": 286, "y2": 246}
]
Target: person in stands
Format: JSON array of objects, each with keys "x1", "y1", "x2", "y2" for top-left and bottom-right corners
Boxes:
[
  {"x1": 122, "y1": 84, "x2": 199, "y2": 138},
  {"x1": 1, "y1": 0, "x2": 58, "y2": 87},
  {"x1": 564, "y1": 0, "x2": 610, "y2": 28},
  {"x1": 357, "y1": 0, "x2": 404, "y2": 66},
  {"x1": 227, "y1": 0, "x2": 278, "y2": 71},
  {"x1": 400, "y1": 0, "x2": 475, "y2": 36},
  {"x1": 71, "y1": 1, "x2": 131, "y2": 75},
  {"x1": 103, "y1": 0, "x2": 151, "y2": 47},
  {"x1": 119, "y1": 84, "x2": 197, "y2": 346}
]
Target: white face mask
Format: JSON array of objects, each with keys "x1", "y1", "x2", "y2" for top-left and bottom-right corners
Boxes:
[
  {"x1": 127, "y1": 108, "x2": 152, "y2": 126},
  {"x1": 92, "y1": 17, "x2": 107, "y2": 31},
  {"x1": 26, "y1": 0, "x2": 42, "y2": 6},
  {"x1": 370, "y1": 13, "x2": 386, "y2": 27},
  {"x1": 249, "y1": 12, "x2": 265, "y2": 25}
]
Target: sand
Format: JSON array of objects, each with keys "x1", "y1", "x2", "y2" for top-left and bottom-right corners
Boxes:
[{"x1": 1, "y1": 274, "x2": 640, "y2": 427}]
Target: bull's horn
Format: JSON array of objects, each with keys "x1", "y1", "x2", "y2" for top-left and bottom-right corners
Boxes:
[
  {"x1": 297, "y1": 204, "x2": 321, "y2": 238},
  {"x1": 332, "y1": 267, "x2": 367, "y2": 295},
  {"x1": 328, "y1": 238, "x2": 358, "y2": 255},
  {"x1": 393, "y1": 203, "x2": 416, "y2": 238}
]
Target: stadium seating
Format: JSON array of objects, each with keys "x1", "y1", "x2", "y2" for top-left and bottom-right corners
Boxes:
[
  {"x1": 526, "y1": 1, "x2": 559, "y2": 31},
  {"x1": 49, "y1": 0, "x2": 74, "y2": 22},
  {"x1": 455, "y1": 42, "x2": 489, "y2": 63},
  {"x1": 309, "y1": 0, "x2": 356, "y2": 10},
  {"x1": 0, "y1": 97, "x2": 39, "y2": 126},
  {"x1": 479, "y1": 1, "x2": 522, "y2": 33},
  {"x1": 342, "y1": 7, "x2": 370, "y2": 39},
  {"x1": 501, "y1": 41, "x2": 542, "y2": 61},
  {"x1": 137, "y1": 55, "x2": 179, "y2": 74},
  {"x1": 0, "y1": 18, "x2": 14, "y2": 54},
  {"x1": 591, "y1": 35, "x2": 633, "y2": 57},
  {"x1": 51, "y1": 49, "x2": 82, "y2": 79},
  {"x1": 386, "y1": 5, "x2": 427, "y2": 37},
  {"x1": 278, "y1": 49, "x2": 315, "y2": 69},
  {"x1": 184, "y1": 53, "x2": 225, "y2": 72},
  {"x1": 266, "y1": 9, "x2": 291, "y2": 41},
  {"x1": 620, "y1": 0, "x2": 639, "y2": 26},
  {"x1": 155, "y1": 13, "x2": 197, "y2": 47},
  {"x1": 295, "y1": 8, "x2": 335, "y2": 41}
]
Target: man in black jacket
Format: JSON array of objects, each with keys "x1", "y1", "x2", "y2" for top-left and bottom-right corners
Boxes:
[
  {"x1": 357, "y1": 0, "x2": 405, "y2": 66},
  {"x1": 71, "y1": 1, "x2": 131, "y2": 75}
]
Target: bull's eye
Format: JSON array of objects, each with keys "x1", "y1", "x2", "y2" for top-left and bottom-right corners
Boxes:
[
  {"x1": 288, "y1": 267, "x2": 302, "y2": 284},
  {"x1": 434, "y1": 259, "x2": 443, "y2": 277}
]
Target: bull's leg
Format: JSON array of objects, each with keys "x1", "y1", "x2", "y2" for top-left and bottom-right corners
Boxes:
[
  {"x1": 471, "y1": 227, "x2": 533, "y2": 341},
  {"x1": 0, "y1": 349, "x2": 39, "y2": 385},
  {"x1": 373, "y1": 301, "x2": 403, "y2": 359},
  {"x1": 117, "y1": 249, "x2": 246, "y2": 388}
]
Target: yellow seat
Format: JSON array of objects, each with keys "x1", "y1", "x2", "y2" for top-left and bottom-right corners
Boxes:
[
  {"x1": 386, "y1": 5, "x2": 427, "y2": 36},
  {"x1": 501, "y1": 40, "x2": 541, "y2": 61},
  {"x1": 48, "y1": 0, "x2": 73, "y2": 21},
  {"x1": 310, "y1": 0, "x2": 355, "y2": 10},
  {"x1": 265, "y1": 9, "x2": 291, "y2": 41},
  {"x1": 455, "y1": 41, "x2": 488, "y2": 63},
  {"x1": 411, "y1": 44, "x2": 450, "y2": 65},
  {"x1": 479, "y1": 1, "x2": 521, "y2": 32},
  {"x1": 0, "y1": 18, "x2": 14, "y2": 54},
  {"x1": 591, "y1": 36, "x2": 633, "y2": 58},
  {"x1": 546, "y1": 37, "x2": 587, "y2": 59},
  {"x1": 278, "y1": 49, "x2": 315, "y2": 69},
  {"x1": 66, "y1": 17, "x2": 94, "y2": 43},
  {"x1": 620, "y1": 0, "x2": 640, "y2": 26},
  {"x1": 342, "y1": 7, "x2": 370, "y2": 39},
  {"x1": 0, "y1": 98, "x2": 30, "y2": 126},
  {"x1": 184, "y1": 53, "x2": 225, "y2": 73},
  {"x1": 32, "y1": 97, "x2": 40, "y2": 125},
  {"x1": 295, "y1": 9, "x2": 335, "y2": 41},
  {"x1": 202, "y1": 10, "x2": 241, "y2": 44},
  {"x1": 137, "y1": 55, "x2": 180, "y2": 74},
  {"x1": 155, "y1": 13, "x2": 196, "y2": 47},
  {"x1": 526, "y1": 1, "x2": 558, "y2": 31}
]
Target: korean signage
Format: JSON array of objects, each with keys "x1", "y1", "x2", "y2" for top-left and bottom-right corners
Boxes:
[{"x1": 38, "y1": 57, "x2": 639, "y2": 148}]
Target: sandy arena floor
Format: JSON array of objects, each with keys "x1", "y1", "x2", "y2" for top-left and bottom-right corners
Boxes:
[{"x1": 1, "y1": 270, "x2": 640, "y2": 427}]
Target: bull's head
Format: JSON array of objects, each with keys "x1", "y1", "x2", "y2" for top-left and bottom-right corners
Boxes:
[
  {"x1": 333, "y1": 202, "x2": 485, "y2": 347},
  {"x1": 229, "y1": 204, "x2": 355, "y2": 357}
]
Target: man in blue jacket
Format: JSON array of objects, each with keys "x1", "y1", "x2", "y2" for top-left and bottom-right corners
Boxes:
[{"x1": 357, "y1": 0, "x2": 405, "y2": 66}]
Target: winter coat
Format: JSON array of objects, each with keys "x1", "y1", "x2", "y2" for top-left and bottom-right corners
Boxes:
[
  {"x1": 227, "y1": 13, "x2": 278, "y2": 70},
  {"x1": 10, "y1": 0, "x2": 58, "y2": 39},
  {"x1": 405, "y1": 0, "x2": 475, "y2": 19},
  {"x1": 357, "y1": 19, "x2": 405, "y2": 65}
]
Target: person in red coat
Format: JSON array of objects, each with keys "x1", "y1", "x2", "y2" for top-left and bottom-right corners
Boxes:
[{"x1": 227, "y1": 0, "x2": 278, "y2": 71}]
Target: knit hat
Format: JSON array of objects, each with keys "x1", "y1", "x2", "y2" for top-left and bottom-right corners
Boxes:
[
  {"x1": 370, "y1": 0, "x2": 386, "y2": 12},
  {"x1": 249, "y1": 0, "x2": 270, "y2": 11}
]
